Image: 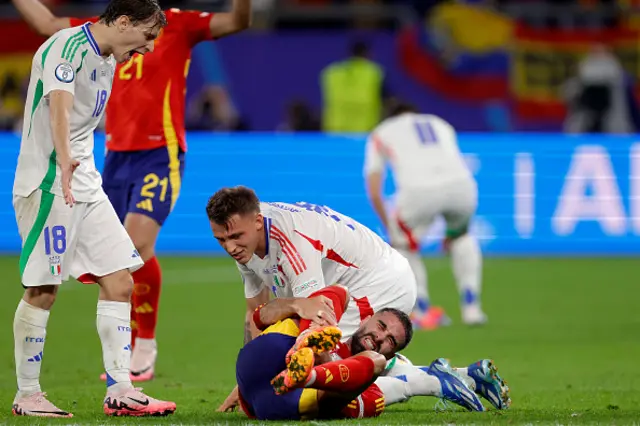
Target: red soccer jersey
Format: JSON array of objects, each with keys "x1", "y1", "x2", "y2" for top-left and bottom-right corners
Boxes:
[{"x1": 69, "y1": 8, "x2": 214, "y2": 152}]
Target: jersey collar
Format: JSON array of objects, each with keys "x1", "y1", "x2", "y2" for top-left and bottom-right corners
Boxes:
[{"x1": 82, "y1": 23, "x2": 101, "y2": 56}]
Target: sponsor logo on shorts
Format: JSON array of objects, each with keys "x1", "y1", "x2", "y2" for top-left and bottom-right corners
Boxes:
[{"x1": 292, "y1": 279, "x2": 319, "y2": 296}]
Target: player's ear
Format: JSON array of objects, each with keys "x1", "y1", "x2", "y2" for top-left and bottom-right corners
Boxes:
[
  {"x1": 116, "y1": 15, "x2": 132, "y2": 32},
  {"x1": 255, "y1": 213, "x2": 264, "y2": 230}
]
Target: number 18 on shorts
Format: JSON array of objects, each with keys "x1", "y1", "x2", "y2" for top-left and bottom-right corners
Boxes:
[{"x1": 14, "y1": 190, "x2": 143, "y2": 287}]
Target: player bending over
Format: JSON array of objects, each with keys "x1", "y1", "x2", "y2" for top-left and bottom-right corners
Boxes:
[
  {"x1": 11, "y1": 0, "x2": 176, "y2": 418},
  {"x1": 236, "y1": 285, "x2": 509, "y2": 420},
  {"x1": 206, "y1": 186, "x2": 416, "y2": 408},
  {"x1": 364, "y1": 102, "x2": 487, "y2": 329},
  {"x1": 207, "y1": 186, "x2": 509, "y2": 412},
  {"x1": 12, "y1": 0, "x2": 253, "y2": 382}
]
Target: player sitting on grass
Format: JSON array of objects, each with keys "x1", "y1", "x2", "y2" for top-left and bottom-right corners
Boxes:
[{"x1": 234, "y1": 285, "x2": 510, "y2": 420}]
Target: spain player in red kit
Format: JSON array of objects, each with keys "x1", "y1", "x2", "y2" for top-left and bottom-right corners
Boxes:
[{"x1": 11, "y1": 0, "x2": 252, "y2": 380}]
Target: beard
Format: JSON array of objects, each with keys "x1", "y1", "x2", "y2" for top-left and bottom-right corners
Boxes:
[{"x1": 349, "y1": 329, "x2": 368, "y2": 355}]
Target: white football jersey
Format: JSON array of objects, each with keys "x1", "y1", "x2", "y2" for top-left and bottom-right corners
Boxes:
[
  {"x1": 239, "y1": 202, "x2": 398, "y2": 300},
  {"x1": 14, "y1": 23, "x2": 115, "y2": 202},
  {"x1": 363, "y1": 113, "x2": 472, "y2": 191}
]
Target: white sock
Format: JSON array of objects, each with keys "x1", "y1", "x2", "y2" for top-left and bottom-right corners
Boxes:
[
  {"x1": 397, "y1": 249, "x2": 429, "y2": 312},
  {"x1": 455, "y1": 367, "x2": 476, "y2": 390},
  {"x1": 14, "y1": 300, "x2": 50, "y2": 397},
  {"x1": 97, "y1": 300, "x2": 133, "y2": 393},
  {"x1": 376, "y1": 367, "x2": 442, "y2": 406},
  {"x1": 131, "y1": 337, "x2": 157, "y2": 372},
  {"x1": 450, "y1": 234, "x2": 482, "y2": 308}
]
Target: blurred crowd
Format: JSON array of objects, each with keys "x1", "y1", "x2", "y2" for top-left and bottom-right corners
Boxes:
[{"x1": 0, "y1": 0, "x2": 639, "y2": 134}]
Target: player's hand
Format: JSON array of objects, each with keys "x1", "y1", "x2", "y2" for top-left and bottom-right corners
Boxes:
[
  {"x1": 294, "y1": 296, "x2": 337, "y2": 326},
  {"x1": 59, "y1": 157, "x2": 80, "y2": 206},
  {"x1": 217, "y1": 385, "x2": 239, "y2": 412}
]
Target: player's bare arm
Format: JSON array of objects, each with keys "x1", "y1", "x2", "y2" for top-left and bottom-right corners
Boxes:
[
  {"x1": 254, "y1": 296, "x2": 337, "y2": 330},
  {"x1": 49, "y1": 90, "x2": 79, "y2": 206},
  {"x1": 245, "y1": 287, "x2": 269, "y2": 344},
  {"x1": 11, "y1": 0, "x2": 70, "y2": 37},
  {"x1": 365, "y1": 171, "x2": 388, "y2": 230},
  {"x1": 208, "y1": 0, "x2": 252, "y2": 39}
]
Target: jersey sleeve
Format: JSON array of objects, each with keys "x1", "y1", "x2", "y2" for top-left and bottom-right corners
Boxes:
[
  {"x1": 274, "y1": 230, "x2": 326, "y2": 298},
  {"x1": 363, "y1": 132, "x2": 387, "y2": 175},
  {"x1": 173, "y1": 9, "x2": 215, "y2": 47},
  {"x1": 237, "y1": 263, "x2": 265, "y2": 299},
  {"x1": 42, "y1": 35, "x2": 87, "y2": 97},
  {"x1": 69, "y1": 16, "x2": 99, "y2": 26}
]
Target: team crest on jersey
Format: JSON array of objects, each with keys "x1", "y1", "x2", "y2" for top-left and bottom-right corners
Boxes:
[
  {"x1": 273, "y1": 275, "x2": 285, "y2": 288},
  {"x1": 54, "y1": 62, "x2": 74, "y2": 83}
]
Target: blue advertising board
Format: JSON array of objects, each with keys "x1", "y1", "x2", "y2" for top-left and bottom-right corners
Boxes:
[{"x1": 1, "y1": 132, "x2": 638, "y2": 256}]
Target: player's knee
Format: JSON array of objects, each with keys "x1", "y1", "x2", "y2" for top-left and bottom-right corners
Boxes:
[
  {"x1": 24, "y1": 285, "x2": 58, "y2": 310},
  {"x1": 358, "y1": 351, "x2": 387, "y2": 376},
  {"x1": 124, "y1": 213, "x2": 160, "y2": 261},
  {"x1": 98, "y1": 270, "x2": 134, "y2": 302}
]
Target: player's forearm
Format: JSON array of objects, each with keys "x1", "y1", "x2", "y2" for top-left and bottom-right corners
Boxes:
[
  {"x1": 11, "y1": 0, "x2": 70, "y2": 37},
  {"x1": 210, "y1": 0, "x2": 252, "y2": 38},
  {"x1": 366, "y1": 173, "x2": 388, "y2": 229},
  {"x1": 256, "y1": 298, "x2": 300, "y2": 328},
  {"x1": 229, "y1": 0, "x2": 252, "y2": 31},
  {"x1": 371, "y1": 196, "x2": 388, "y2": 230},
  {"x1": 49, "y1": 91, "x2": 73, "y2": 164}
]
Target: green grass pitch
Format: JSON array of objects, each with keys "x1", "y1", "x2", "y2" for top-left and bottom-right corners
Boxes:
[{"x1": 0, "y1": 256, "x2": 638, "y2": 425}]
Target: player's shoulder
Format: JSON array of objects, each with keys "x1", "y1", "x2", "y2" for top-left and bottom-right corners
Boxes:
[
  {"x1": 372, "y1": 112, "x2": 415, "y2": 136},
  {"x1": 261, "y1": 202, "x2": 298, "y2": 230},
  {"x1": 51, "y1": 25, "x2": 86, "y2": 43}
]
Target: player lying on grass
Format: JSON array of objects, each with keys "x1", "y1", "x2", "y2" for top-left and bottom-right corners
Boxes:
[
  {"x1": 234, "y1": 285, "x2": 510, "y2": 420},
  {"x1": 207, "y1": 186, "x2": 510, "y2": 413}
]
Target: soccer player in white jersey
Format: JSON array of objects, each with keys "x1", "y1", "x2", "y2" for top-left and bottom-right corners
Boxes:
[
  {"x1": 207, "y1": 187, "x2": 510, "y2": 413},
  {"x1": 11, "y1": 0, "x2": 176, "y2": 418},
  {"x1": 364, "y1": 103, "x2": 487, "y2": 329}
]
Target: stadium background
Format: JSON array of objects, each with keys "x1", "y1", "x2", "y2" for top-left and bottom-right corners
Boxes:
[{"x1": 0, "y1": 0, "x2": 639, "y2": 423}]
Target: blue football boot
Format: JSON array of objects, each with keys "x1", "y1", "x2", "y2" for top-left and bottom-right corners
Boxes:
[
  {"x1": 467, "y1": 359, "x2": 511, "y2": 410},
  {"x1": 427, "y1": 358, "x2": 485, "y2": 412}
]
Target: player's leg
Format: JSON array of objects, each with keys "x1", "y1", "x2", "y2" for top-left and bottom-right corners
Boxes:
[
  {"x1": 442, "y1": 178, "x2": 486, "y2": 325},
  {"x1": 455, "y1": 359, "x2": 511, "y2": 409},
  {"x1": 275, "y1": 351, "x2": 387, "y2": 419},
  {"x1": 70, "y1": 197, "x2": 175, "y2": 416},
  {"x1": 376, "y1": 358, "x2": 486, "y2": 411},
  {"x1": 12, "y1": 191, "x2": 76, "y2": 418},
  {"x1": 236, "y1": 327, "x2": 301, "y2": 420},
  {"x1": 387, "y1": 209, "x2": 429, "y2": 314},
  {"x1": 391, "y1": 192, "x2": 450, "y2": 329},
  {"x1": 101, "y1": 150, "x2": 138, "y2": 345},
  {"x1": 125, "y1": 147, "x2": 185, "y2": 380}
]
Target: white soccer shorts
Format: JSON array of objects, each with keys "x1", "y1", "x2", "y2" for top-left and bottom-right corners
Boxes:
[
  {"x1": 14, "y1": 189, "x2": 143, "y2": 287},
  {"x1": 388, "y1": 178, "x2": 478, "y2": 252}
]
